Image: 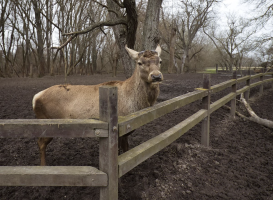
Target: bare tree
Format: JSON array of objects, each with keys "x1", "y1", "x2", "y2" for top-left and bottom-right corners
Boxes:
[
  {"x1": 204, "y1": 16, "x2": 256, "y2": 73},
  {"x1": 175, "y1": 0, "x2": 219, "y2": 73}
]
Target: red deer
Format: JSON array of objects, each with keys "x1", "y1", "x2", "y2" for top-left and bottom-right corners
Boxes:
[
  {"x1": 33, "y1": 45, "x2": 163, "y2": 166},
  {"x1": 253, "y1": 68, "x2": 262, "y2": 73}
]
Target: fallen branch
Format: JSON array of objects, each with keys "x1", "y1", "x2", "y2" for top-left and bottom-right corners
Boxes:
[
  {"x1": 222, "y1": 104, "x2": 250, "y2": 121},
  {"x1": 222, "y1": 99, "x2": 273, "y2": 130},
  {"x1": 240, "y1": 94, "x2": 273, "y2": 129}
]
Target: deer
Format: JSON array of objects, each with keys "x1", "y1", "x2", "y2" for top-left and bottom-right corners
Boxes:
[
  {"x1": 32, "y1": 45, "x2": 163, "y2": 166},
  {"x1": 253, "y1": 67, "x2": 263, "y2": 73}
]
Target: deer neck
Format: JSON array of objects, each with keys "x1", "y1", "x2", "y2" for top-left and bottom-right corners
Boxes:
[{"x1": 124, "y1": 65, "x2": 159, "y2": 107}]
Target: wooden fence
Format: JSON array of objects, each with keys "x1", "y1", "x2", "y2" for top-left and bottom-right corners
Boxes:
[{"x1": 0, "y1": 71, "x2": 273, "y2": 200}]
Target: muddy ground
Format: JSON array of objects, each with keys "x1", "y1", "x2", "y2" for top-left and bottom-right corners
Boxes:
[{"x1": 0, "y1": 73, "x2": 273, "y2": 200}]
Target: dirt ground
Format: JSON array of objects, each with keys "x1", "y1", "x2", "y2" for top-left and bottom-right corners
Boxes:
[{"x1": 0, "y1": 73, "x2": 273, "y2": 200}]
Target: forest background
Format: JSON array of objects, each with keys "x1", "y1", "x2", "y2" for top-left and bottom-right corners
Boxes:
[{"x1": 0, "y1": 0, "x2": 272, "y2": 78}]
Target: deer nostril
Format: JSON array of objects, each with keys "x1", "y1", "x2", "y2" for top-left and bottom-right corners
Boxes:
[{"x1": 151, "y1": 74, "x2": 162, "y2": 82}]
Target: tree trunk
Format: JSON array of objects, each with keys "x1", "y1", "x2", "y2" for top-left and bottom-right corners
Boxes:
[
  {"x1": 168, "y1": 27, "x2": 176, "y2": 74},
  {"x1": 32, "y1": 0, "x2": 45, "y2": 77},
  {"x1": 106, "y1": 0, "x2": 137, "y2": 78},
  {"x1": 91, "y1": 35, "x2": 97, "y2": 73},
  {"x1": 180, "y1": 48, "x2": 188, "y2": 74},
  {"x1": 46, "y1": 0, "x2": 53, "y2": 75},
  {"x1": 142, "y1": 0, "x2": 163, "y2": 50}
]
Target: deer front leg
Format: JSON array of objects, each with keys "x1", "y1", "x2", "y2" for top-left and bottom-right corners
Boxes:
[
  {"x1": 38, "y1": 137, "x2": 53, "y2": 166},
  {"x1": 118, "y1": 130, "x2": 135, "y2": 153},
  {"x1": 119, "y1": 135, "x2": 129, "y2": 154}
]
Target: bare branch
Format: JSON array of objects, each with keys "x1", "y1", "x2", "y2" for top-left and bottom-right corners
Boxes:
[
  {"x1": 63, "y1": 19, "x2": 127, "y2": 36},
  {"x1": 51, "y1": 19, "x2": 127, "y2": 51},
  {"x1": 51, "y1": 35, "x2": 77, "y2": 50},
  {"x1": 38, "y1": 8, "x2": 62, "y2": 32},
  {"x1": 112, "y1": 0, "x2": 125, "y2": 8}
]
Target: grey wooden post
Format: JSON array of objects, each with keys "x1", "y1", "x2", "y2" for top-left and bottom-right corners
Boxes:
[
  {"x1": 244, "y1": 69, "x2": 250, "y2": 102},
  {"x1": 99, "y1": 86, "x2": 118, "y2": 200},
  {"x1": 230, "y1": 71, "x2": 237, "y2": 119},
  {"x1": 201, "y1": 74, "x2": 211, "y2": 147},
  {"x1": 271, "y1": 74, "x2": 273, "y2": 88},
  {"x1": 259, "y1": 68, "x2": 264, "y2": 94},
  {"x1": 216, "y1": 64, "x2": 218, "y2": 74}
]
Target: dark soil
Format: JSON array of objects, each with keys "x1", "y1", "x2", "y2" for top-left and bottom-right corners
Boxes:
[{"x1": 0, "y1": 73, "x2": 273, "y2": 200}]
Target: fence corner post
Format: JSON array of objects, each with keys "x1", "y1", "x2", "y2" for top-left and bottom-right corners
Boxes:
[
  {"x1": 201, "y1": 74, "x2": 211, "y2": 147},
  {"x1": 99, "y1": 86, "x2": 118, "y2": 200},
  {"x1": 230, "y1": 71, "x2": 237, "y2": 119}
]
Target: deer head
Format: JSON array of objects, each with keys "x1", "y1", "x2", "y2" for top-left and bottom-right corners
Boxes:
[{"x1": 125, "y1": 45, "x2": 163, "y2": 84}]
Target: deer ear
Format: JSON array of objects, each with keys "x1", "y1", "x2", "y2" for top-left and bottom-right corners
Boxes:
[
  {"x1": 155, "y1": 45, "x2": 161, "y2": 56},
  {"x1": 125, "y1": 45, "x2": 139, "y2": 60}
]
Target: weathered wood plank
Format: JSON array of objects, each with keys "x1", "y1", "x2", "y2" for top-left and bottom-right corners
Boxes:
[
  {"x1": 118, "y1": 109, "x2": 208, "y2": 178},
  {"x1": 244, "y1": 70, "x2": 251, "y2": 102},
  {"x1": 210, "y1": 80, "x2": 236, "y2": 94},
  {"x1": 230, "y1": 71, "x2": 237, "y2": 119},
  {"x1": 99, "y1": 86, "x2": 118, "y2": 200},
  {"x1": 260, "y1": 73, "x2": 264, "y2": 93},
  {"x1": 118, "y1": 90, "x2": 207, "y2": 137},
  {"x1": 210, "y1": 93, "x2": 236, "y2": 114},
  {"x1": 0, "y1": 119, "x2": 108, "y2": 138},
  {"x1": 237, "y1": 75, "x2": 250, "y2": 83},
  {"x1": 236, "y1": 86, "x2": 250, "y2": 95},
  {"x1": 201, "y1": 74, "x2": 211, "y2": 147},
  {"x1": 264, "y1": 72, "x2": 273, "y2": 76},
  {"x1": 250, "y1": 73, "x2": 264, "y2": 79},
  {"x1": 263, "y1": 78, "x2": 273, "y2": 83},
  {"x1": 0, "y1": 166, "x2": 107, "y2": 186},
  {"x1": 250, "y1": 81, "x2": 263, "y2": 89}
]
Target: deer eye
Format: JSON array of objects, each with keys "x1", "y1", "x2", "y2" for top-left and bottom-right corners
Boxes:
[
  {"x1": 138, "y1": 62, "x2": 142, "y2": 66},
  {"x1": 159, "y1": 60, "x2": 162, "y2": 64}
]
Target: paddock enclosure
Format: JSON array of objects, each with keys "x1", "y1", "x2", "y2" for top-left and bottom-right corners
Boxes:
[{"x1": 0, "y1": 72, "x2": 273, "y2": 199}]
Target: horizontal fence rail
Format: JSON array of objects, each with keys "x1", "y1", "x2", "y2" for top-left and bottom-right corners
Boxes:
[
  {"x1": 118, "y1": 90, "x2": 207, "y2": 137},
  {"x1": 118, "y1": 109, "x2": 208, "y2": 177},
  {"x1": 210, "y1": 80, "x2": 236, "y2": 94},
  {"x1": 0, "y1": 119, "x2": 108, "y2": 138},
  {"x1": 210, "y1": 93, "x2": 236, "y2": 114},
  {"x1": 0, "y1": 166, "x2": 107, "y2": 186}
]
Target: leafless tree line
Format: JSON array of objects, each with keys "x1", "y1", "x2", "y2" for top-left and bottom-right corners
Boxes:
[{"x1": 0, "y1": 0, "x2": 271, "y2": 78}]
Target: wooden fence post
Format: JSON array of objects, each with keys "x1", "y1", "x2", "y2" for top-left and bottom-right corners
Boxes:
[
  {"x1": 201, "y1": 74, "x2": 211, "y2": 147},
  {"x1": 260, "y1": 68, "x2": 264, "y2": 94},
  {"x1": 271, "y1": 74, "x2": 273, "y2": 88},
  {"x1": 99, "y1": 86, "x2": 118, "y2": 200},
  {"x1": 230, "y1": 71, "x2": 237, "y2": 119},
  {"x1": 216, "y1": 64, "x2": 218, "y2": 73},
  {"x1": 244, "y1": 69, "x2": 250, "y2": 102}
]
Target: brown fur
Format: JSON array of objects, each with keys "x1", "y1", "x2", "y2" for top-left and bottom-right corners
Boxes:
[{"x1": 33, "y1": 46, "x2": 163, "y2": 165}]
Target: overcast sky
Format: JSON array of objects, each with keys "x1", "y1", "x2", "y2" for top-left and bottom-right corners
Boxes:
[{"x1": 218, "y1": 0, "x2": 272, "y2": 39}]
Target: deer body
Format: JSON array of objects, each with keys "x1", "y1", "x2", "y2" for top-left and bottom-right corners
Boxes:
[{"x1": 33, "y1": 45, "x2": 163, "y2": 166}]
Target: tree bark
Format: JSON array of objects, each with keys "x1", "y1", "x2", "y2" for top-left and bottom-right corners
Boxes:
[
  {"x1": 168, "y1": 27, "x2": 176, "y2": 73},
  {"x1": 91, "y1": 34, "x2": 97, "y2": 73},
  {"x1": 32, "y1": 0, "x2": 45, "y2": 77},
  {"x1": 180, "y1": 48, "x2": 188, "y2": 73},
  {"x1": 142, "y1": 0, "x2": 163, "y2": 50},
  {"x1": 106, "y1": 0, "x2": 137, "y2": 78}
]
